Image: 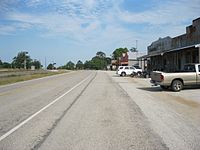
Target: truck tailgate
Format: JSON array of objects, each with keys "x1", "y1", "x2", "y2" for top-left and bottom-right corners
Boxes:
[{"x1": 151, "y1": 71, "x2": 162, "y2": 82}]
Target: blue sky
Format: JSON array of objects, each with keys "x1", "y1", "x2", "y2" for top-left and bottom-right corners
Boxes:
[{"x1": 0, "y1": 0, "x2": 199, "y2": 66}]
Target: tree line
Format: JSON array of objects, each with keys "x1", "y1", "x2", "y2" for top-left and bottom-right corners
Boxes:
[
  {"x1": 57, "y1": 51, "x2": 111, "y2": 70},
  {"x1": 0, "y1": 51, "x2": 42, "y2": 69},
  {"x1": 57, "y1": 48, "x2": 129, "y2": 70},
  {"x1": 1, "y1": 47, "x2": 131, "y2": 70}
]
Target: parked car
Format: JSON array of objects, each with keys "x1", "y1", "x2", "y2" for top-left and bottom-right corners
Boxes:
[
  {"x1": 132, "y1": 65, "x2": 143, "y2": 74},
  {"x1": 131, "y1": 70, "x2": 150, "y2": 78},
  {"x1": 150, "y1": 64, "x2": 200, "y2": 92},
  {"x1": 116, "y1": 66, "x2": 135, "y2": 76}
]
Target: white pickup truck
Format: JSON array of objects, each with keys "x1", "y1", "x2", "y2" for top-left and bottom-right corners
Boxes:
[{"x1": 150, "y1": 64, "x2": 200, "y2": 92}]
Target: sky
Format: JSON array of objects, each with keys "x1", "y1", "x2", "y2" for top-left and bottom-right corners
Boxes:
[{"x1": 0, "y1": 0, "x2": 199, "y2": 66}]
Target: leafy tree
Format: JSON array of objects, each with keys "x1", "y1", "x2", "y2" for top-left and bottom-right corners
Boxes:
[
  {"x1": 83, "y1": 51, "x2": 111, "y2": 70},
  {"x1": 84, "y1": 60, "x2": 92, "y2": 69},
  {"x1": 90, "y1": 56, "x2": 107, "y2": 70},
  {"x1": 89, "y1": 56, "x2": 98, "y2": 69},
  {"x1": 31, "y1": 60, "x2": 42, "y2": 69},
  {"x1": 66, "y1": 61, "x2": 75, "y2": 70},
  {"x1": 112, "y1": 47, "x2": 128, "y2": 60},
  {"x1": 12, "y1": 51, "x2": 32, "y2": 69},
  {"x1": 105, "y1": 57, "x2": 111, "y2": 65},
  {"x1": 0, "y1": 60, "x2": 3, "y2": 68},
  {"x1": 91, "y1": 57, "x2": 102, "y2": 70},
  {"x1": 0, "y1": 60, "x2": 12, "y2": 68},
  {"x1": 47, "y1": 63, "x2": 56, "y2": 70},
  {"x1": 2, "y1": 62, "x2": 12, "y2": 68},
  {"x1": 76, "y1": 60, "x2": 84, "y2": 70},
  {"x1": 96, "y1": 51, "x2": 106, "y2": 58},
  {"x1": 130, "y1": 47, "x2": 138, "y2": 52},
  {"x1": 57, "y1": 65, "x2": 66, "y2": 69}
]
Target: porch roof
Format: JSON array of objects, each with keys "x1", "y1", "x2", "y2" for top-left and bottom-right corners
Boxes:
[
  {"x1": 137, "y1": 43, "x2": 200, "y2": 60},
  {"x1": 148, "y1": 43, "x2": 200, "y2": 57}
]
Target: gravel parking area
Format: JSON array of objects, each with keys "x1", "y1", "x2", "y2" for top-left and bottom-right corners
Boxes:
[{"x1": 107, "y1": 71, "x2": 200, "y2": 150}]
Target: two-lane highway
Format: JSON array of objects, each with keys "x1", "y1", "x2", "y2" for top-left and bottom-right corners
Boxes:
[
  {"x1": 0, "y1": 71, "x2": 167, "y2": 150},
  {"x1": 0, "y1": 71, "x2": 95, "y2": 148}
]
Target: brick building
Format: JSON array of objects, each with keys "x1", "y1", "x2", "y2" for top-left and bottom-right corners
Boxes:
[{"x1": 111, "y1": 51, "x2": 146, "y2": 70}]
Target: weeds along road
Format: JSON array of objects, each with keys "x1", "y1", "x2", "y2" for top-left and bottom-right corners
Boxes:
[{"x1": 0, "y1": 71, "x2": 199, "y2": 150}]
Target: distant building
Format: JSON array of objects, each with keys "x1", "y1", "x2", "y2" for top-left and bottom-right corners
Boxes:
[
  {"x1": 111, "y1": 52, "x2": 128, "y2": 70},
  {"x1": 31, "y1": 66, "x2": 35, "y2": 70},
  {"x1": 111, "y1": 51, "x2": 146, "y2": 70},
  {"x1": 119, "y1": 53, "x2": 129, "y2": 66},
  {"x1": 128, "y1": 51, "x2": 147, "y2": 69}
]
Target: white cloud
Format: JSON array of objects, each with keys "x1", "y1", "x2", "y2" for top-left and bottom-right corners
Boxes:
[
  {"x1": 0, "y1": 25, "x2": 15, "y2": 35},
  {"x1": 118, "y1": 0, "x2": 200, "y2": 25},
  {"x1": 25, "y1": 0, "x2": 42, "y2": 7},
  {"x1": 0, "y1": 22, "x2": 33, "y2": 35},
  {"x1": 0, "y1": 0, "x2": 199, "y2": 52},
  {"x1": 7, "y1": 13, "x2": 42, "y2": 24}
]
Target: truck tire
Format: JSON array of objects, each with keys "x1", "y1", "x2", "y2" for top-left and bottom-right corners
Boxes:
[
  {"x1": 121, "y1": 72, "x2": 126, "y2": 77},
  {"x1": 171, "y1": 80, "x2": 183, "y2": 92}
]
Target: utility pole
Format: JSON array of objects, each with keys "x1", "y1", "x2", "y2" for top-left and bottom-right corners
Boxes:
[
  {"x1": 24, "y1": 51, "x2": 28, "y2": 70},
  {"x1": 45, "y1": 57, "x2": 47, "y2": 70},
  {"x1": 136, "y1": 40, "x2": 138, "y2": 52},
  {"x1": 24, "y1": 59, "x2": 26, "y2": 69}
]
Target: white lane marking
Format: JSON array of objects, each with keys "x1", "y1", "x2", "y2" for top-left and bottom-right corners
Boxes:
[{"x1": 0, "y1": 74, "x2": 92, "y2": 142}]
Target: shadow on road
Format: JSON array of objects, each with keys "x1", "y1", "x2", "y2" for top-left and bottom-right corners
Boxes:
[
  {"x1": 182, "y1": 86, "x2": 200, "y2": 91},
  {"x1": 137, "y1": 87, "x2": 163, "y2": 92},
  {"x1": 138, "y1": 85, "x2": 200, "y2": 92},
  {"x1": 112, "y1": 75, "x2": 133, "y2": 78}
]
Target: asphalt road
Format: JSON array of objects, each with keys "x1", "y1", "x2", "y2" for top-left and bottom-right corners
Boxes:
[{"x1": 0, "y1": 70, "x2": 199, "y2": 149}]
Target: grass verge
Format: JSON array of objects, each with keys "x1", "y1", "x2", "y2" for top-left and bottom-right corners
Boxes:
[{"x1": 0, "y1": 70, "x2": 69, "y2": 86}]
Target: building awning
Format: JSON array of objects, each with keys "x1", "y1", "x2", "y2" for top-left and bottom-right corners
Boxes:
[
  {"x1": 165, "y1": 44, "x2": 199, "y2": 53},
  {"x1": 136, "y1": 43, "x2": 200, "y2": 59},
  {"x1": 148, "y1": 43, "x2": 200, "y2": 57},
  {"x1": 137, "y1": 54, "x2": 150, "y2": 59}
]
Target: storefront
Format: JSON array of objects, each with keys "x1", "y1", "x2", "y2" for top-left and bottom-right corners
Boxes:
[{"x1": 150, "y1": 44, "x2": 200, "y2": 72}]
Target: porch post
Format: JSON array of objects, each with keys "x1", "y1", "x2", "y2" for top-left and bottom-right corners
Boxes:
[
  {"x1": 195, "y1": 44, "x2": 200, "y2": 63},
  {"x1": 199, "y1": 47, "x2": 200, "y2": 63}
]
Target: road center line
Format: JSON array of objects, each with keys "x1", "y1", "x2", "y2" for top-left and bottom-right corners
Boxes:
[{"x1": 0, "y1": 74, "x2": 92, "y2": 142}]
